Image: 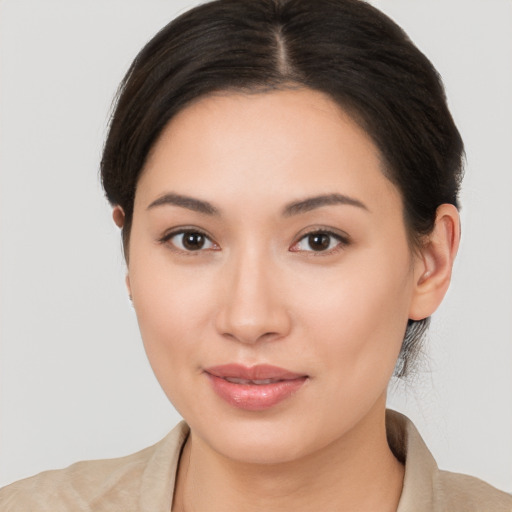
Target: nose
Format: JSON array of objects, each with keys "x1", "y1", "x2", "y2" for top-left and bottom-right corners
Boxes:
[{"x1": 214, "y1": 248, "x2": 292, "y2": 345}]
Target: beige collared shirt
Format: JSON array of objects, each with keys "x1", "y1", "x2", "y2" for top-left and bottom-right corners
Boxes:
[{"x1": 1, "y1": 410, "x2": 511, "y2": 511}]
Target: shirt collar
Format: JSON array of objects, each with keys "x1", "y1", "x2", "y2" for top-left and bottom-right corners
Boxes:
[
  {"x1": 143, "y1": 412, "x2": 438, "y2": 511},
  {"x1": 387, "y1": 409, "x2": 438, "y2": 511}
]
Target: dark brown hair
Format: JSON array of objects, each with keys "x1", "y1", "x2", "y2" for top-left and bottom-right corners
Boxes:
[{"x1": 101, "y1": 0, "x2": 464, "y2": 377}]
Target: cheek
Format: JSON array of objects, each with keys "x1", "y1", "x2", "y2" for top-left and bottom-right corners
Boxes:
[
  {"x1": 128, "y1": 251, "x2": 215, "y2": 377},
  {"x1": 293, "y1": 249, "x2": 412, "y2": 375},
  {"x1": 129, "y1": 264, "x2": 217, "y2": 418}
]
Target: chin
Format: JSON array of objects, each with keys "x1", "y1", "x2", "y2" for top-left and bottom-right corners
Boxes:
[
  {"x1": 208, "y1": 423, "x2": 315, "y2": 464},
  {"x1": 186, "y1": 406, "x2": 348, "y2": 466}
]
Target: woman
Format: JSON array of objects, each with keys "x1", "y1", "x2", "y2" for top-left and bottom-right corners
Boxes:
[{"x1": 1, "y1": 0, "x2": 511, "y2": 510}]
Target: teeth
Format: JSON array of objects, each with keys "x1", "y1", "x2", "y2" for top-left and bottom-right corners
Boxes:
[
  {"x1": 224, "y1": 377, "x2": 277, "y2": 385},
  {"x1": 224, "y1": 377, "x2": 251, "y2": 384}
]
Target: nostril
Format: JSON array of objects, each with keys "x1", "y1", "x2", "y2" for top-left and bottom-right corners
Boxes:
[{"x1": 219, "y1": 328, "x2": 283, "y2": 345}]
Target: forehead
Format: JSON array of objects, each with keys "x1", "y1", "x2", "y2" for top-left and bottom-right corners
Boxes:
[{"x1": 136, "y1": 88, "x2": 401, "y2": 215}]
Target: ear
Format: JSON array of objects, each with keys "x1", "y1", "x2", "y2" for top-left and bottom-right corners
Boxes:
[
  {"x1": 112, "y1": 205, "x2": 125, "y2": 228},
  {"x1": 408, "y1": 204, "x2": 460, "y2": 321}
]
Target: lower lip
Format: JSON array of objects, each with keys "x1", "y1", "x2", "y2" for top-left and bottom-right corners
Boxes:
[{"x1": 206, "y1": 374, "x2": 308, "y2": 411}]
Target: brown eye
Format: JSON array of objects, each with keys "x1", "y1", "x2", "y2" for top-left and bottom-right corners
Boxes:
[
  {"x1": 291, "y1": 230, "x2": 348, "y2": 253},
  {"x1": 165, "y1": 230, "x2": 216, "y2": 252},
  {"x1": 182, "y1": 232, "x2": 206, "y2": 250},
  {"x1": 307, "y1": 233, "x2": 331, "y2": 251}
]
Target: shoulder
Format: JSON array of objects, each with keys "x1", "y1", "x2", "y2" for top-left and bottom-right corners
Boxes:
[
  {"x1": 0, "y1": 422, "x2": 189, "y2": 512},
  {"x1": 0, "y1": 444, "x2": 158, "y2": 512},
  {"x1": 386, "y1": 410, "x2": 512, "y2": 512},
  {"x1": 434, "y1": 470, "x2": 512, "y2": 511}
]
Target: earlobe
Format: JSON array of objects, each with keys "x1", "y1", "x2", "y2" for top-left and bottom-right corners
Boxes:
[
  {"x1": 113, "y1": 206, "x2": 125, "y2": 228},
  {"x1": 409, "y1": 204, "x2": 460, "y2": 321}
]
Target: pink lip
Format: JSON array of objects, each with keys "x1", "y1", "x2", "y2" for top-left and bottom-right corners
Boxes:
[{"x1": 204, "y1": 364, "x2": 308, "y2": 411}]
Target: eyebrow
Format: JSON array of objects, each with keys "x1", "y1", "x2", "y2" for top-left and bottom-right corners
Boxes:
[
  {"x1": 282, "y1": 193, "x2": 369, "y2": 216},
  {"x1": 147, "y1": 193, "x2": 219, "y2": 215},
  {"x1": 147, "y1": 192, "x2": 368, "y2": 217}
]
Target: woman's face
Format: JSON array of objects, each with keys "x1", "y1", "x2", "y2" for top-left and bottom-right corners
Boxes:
[{"x1": 127, "y1": 88, "x2": 421, "y2": 464}]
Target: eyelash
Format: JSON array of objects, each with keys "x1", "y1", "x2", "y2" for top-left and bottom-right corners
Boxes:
[
  {"x1": 158, "y1": 228, "x2": 350, "y2": 255},
  {"x1": 158, "y1": 228, "x2": 219, "y2": 254},
  {"x1": 290, "y1": 229, "x2": 350, "y2": 255}
]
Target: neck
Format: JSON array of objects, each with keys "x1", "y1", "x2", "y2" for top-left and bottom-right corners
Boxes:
[{"x1": 172, "y1": 400, "x2": 404, "y2": 512}]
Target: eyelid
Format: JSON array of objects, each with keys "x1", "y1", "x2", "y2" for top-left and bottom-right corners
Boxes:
[
  {"x1": 158, "y1": 226, "x2": 220, "y2": 253},
  {"x1": 289, "y1": 227, "x2": 351, "y2": 254},
  {"x1": 157, "y1": 225, "x2": 349, "y2": 255}
]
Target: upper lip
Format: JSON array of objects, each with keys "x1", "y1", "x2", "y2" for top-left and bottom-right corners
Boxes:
[{"x1": 204, "y1": 364, "x2": 307, "y2": 381}]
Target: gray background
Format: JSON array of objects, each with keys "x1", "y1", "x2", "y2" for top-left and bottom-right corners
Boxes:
[{"x1": 1, "y1": 0, "x2": 511, "y2": 490}]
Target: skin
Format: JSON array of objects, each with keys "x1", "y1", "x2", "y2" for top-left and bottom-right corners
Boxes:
[{"x1": 116, "y1": 88, "x2": 459, "y2": 511}]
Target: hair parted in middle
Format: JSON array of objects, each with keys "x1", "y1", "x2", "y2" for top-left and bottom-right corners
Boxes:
[{"x1": 101, "y1": 0, "x2": 464, "y2": 377}]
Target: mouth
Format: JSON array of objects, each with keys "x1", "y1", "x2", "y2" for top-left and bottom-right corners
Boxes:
[
  {"x1": 204, "y1": 364, "x2": 309, "y2": 411},
  {"x1": 222, "y1": 377, "x2": 288, "y2": 385}
]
